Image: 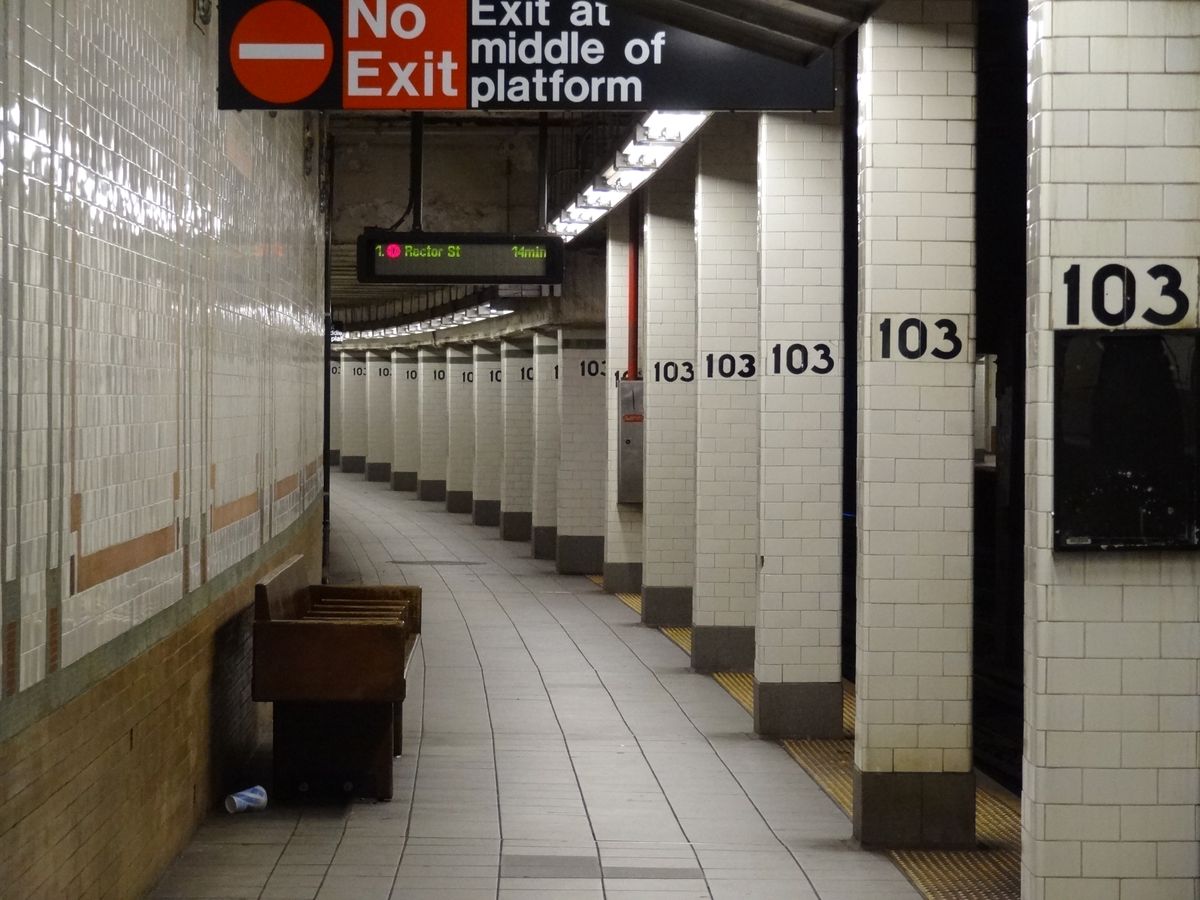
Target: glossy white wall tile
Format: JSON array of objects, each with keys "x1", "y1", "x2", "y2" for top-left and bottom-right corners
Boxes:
[{"x1": 1, "y1": 0, "x2": 325, "y2": 693}]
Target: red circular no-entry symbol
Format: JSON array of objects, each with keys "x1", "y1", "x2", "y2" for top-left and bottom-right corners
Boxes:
[{"x1": 231, "y1": 1, "x2": 333, "y2": 105}]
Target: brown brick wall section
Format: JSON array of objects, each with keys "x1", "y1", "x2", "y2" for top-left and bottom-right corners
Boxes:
[{"x1": 0, "y1": 511, "x2": 322, "y2": 900}]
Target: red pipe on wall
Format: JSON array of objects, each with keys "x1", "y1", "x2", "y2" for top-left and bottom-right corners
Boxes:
[{"x1": 626, "y1": 195, "x2": 641, "y2": 380}]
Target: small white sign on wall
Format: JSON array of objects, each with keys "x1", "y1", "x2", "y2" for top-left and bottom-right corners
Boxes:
[{"x1": 1051, "y1": 259, "x2": 1200, "y2": 330}]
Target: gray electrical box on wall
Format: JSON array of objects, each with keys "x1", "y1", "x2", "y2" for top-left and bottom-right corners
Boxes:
[{"x1": 617, "y1": 380, "x2": 644, "y2": 505}]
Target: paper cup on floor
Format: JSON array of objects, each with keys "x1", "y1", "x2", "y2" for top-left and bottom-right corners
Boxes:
[{"x1": 224, "y1": 786, "x2": 268, "y2": 814}]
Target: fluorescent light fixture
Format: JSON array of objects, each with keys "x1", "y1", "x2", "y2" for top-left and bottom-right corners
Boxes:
[
  {"x1": 601, "y1": 162, "x2": 654, "y2": 192},
  {"x1": 640, "y1": 111, "x2": 708, "y2": 143},
  {"x1": 549, "y1": 110, "x2": 710, "y2": 244},
  {"x1": 579, "y1": 182, "x2": 627, "y2": 209}
]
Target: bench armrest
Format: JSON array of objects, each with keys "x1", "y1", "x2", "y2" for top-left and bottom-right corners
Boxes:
[{"x1": 253, "y1": 620, "x2": 408, "y2": 702}]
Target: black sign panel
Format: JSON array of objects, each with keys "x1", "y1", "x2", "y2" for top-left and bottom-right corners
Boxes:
[
  {"x1": 357, "y1": 230, "x2": 565, "y2": 284},
  {"x1": 218, "y1": 0, "x2": 834, "y2": 111}
]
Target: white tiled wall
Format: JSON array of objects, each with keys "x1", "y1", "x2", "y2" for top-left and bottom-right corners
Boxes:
[
  {"x1": 642, "y1": 153, "x2": 698, "y2": 592},
  {"x1": 0, "y1": 1, "x2": 324, "y2": 692},
  {"x1": 340, "y1": 353, "x2": 368, "y2": 463},
  {"x1": 532, "y1": 334, "x2": 560, "y2": 531},
  {"x1": 473, "y1": 343, "x2": 504, "y2": 505},
  {"x1": 694, "y1": 114, "x2": 759, "y2": 634},
  {"x1": 446, "y1": 344, "x2": 476, "y2": 497},
  {"x1": 757, "y1": 112, "x2": 844, "y2": 685},
  {"x1": 605, "y1": 214, "x2": 643, "y2": 567},
  {"x1": 501, "y1": 340, "x2": 535, "y2": 516},
  {"x1": 856, "y1": 0, "x2": 977, "y2": 776},
  {"x1": 392, "y1": 350, "x2": 420, "y2": 478},
  {"x1": 418, "y1": 349, "x2": 448, "y2": 484},
  {"x1": 1025, "y1": 3, "x2": 1200, "y2": 897},
  {"x1": 366, "y1": 351, "x2": 394, "y2": 471},
  {"x1": 558, "y1": 329, "x2": 607, "y2": 538}
]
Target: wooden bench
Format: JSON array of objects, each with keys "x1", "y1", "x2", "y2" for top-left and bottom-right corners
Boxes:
[{"x1": 251, "y1": 555, "x2": 421, "y2": 801}]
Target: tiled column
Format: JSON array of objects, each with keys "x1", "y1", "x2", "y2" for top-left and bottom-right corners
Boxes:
[
  {"x1": 531, "y1": 333, "x2": 560, "y2": 559},
  {"x1": 417, "y1": 348, "x2": 448, "y2": 502},
  {"x1": 604, "y1": 213, "x2": 643, "y2": 592},
  {"x1": 557, "y1": 328, "x2": 607, "y2": 574},
  {"x1": 339, "y1": 351, "x2": 367, "y2": 474},
  {"x1": 641, "y1": 156, "x2": 699, "y2": 637},
  {"x1": 854, "y1": 0, "x2": 977, "y2": 849},
  {"x1": 391, "y1": 350, "x2": 420, "y2": 491},
  {"x1": 756, "y1": 112, "x2": 845, "y2": 738},
  {"x1": 500, "y1": 339, "x2": 534, "y2": 542},
  {"x1": 329, "y1": 356, "x2": 342, "y2": 466},
  {"x1": 691, "y1": 115, "x2": 760, "y2": 673},
  {"x1": 1025, "y1": 3, "x2": 1200, "y2": 898},
  {"x1": 473, "y1": 342, "x2": 503, "y2": 526},
  {"x1": 445, "y1": 344, "x2": 475, "y2": 513},
  {"x1": 365, "y1": 351, "x2": 394, "y2": 482}
]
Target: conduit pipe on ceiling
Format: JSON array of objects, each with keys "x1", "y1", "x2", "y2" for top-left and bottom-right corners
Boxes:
[{"x1": 627, "y1": 195, "x2": 641, "y2": 380}]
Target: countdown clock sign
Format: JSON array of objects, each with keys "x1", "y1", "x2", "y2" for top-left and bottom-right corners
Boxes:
[
  {"x1": 218, "y1": 0, "x2": 834, "y2": 110},
  {"x1": 1051, "y1": 259, "x2": 1200, "y2": 330}
]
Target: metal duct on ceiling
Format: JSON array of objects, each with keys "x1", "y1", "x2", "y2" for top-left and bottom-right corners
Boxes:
[{"x1": 601, "y1": 0, "x2": 883, "y2": 65}]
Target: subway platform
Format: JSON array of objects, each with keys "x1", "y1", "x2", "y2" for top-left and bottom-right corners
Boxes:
[{"x1": 151, "y1": 472, "x2": 920, "y2": 900}]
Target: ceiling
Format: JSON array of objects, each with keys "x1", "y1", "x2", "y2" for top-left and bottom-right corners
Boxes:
[
  {"x1": 328, "y1": 0, "x2": 883, "y2": 333},
  {"x1": 600, "y1": 0, "x2": 884, "y2": 65}
]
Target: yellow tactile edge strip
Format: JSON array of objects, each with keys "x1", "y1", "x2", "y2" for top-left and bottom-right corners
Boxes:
[
  {"x1": 592, "y1": 585, "x2": 1020, "y2": 900},
  {"x1": 660, "y1": 626, "x2": 692, "y2": 655}
]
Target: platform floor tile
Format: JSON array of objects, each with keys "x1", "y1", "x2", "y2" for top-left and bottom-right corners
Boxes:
[{"x1": 151, "y1": 472, "x2": 921, "y2": 900}]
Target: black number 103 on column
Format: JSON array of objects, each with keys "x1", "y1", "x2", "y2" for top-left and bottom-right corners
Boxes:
[{"x1": 1053, "y1": 259, "x2": 1199, "y2": 329}]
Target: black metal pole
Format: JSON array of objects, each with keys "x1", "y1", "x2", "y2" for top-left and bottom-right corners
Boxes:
[
  {"x1": 537, "y1": 112, "x2": 549, "y2": 230},
  {"x1": 411, "y1": 113, "x2": 424, "y2": 232},
  {"x1": 840, "y1": 34, "x2": 860, "y2": 682}
]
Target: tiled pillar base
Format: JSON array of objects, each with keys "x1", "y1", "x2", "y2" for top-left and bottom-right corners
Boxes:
[
  {"x1": 446, "y1": 491, "x2": 473, "y2": 514},
  {"x1": 329, "y1": 450, "x2": 341, "y2": 466},
  {"x1": 853, "y1": 770, "x2": 976, "y2": 850},
  {"x1": 392, "y1": 471, "x2": 417, "y2": 492},
  {"x1": 499, "y1": 511, "x2": 532, "y2": 542},
  {"x1": 340, "y1": 456, "x2": 365, "y2": 474},
  {"x1": 532, "y1": 526, "x2": 556, "y2": 560},
  {"x1": 473, "y1": 499, "x2": 501, "y2": 527},
  {"x1": 641, "y1": 587, "x2": 691, "y2": 627},
  {"x1": 366, "y1": 463, "x2": 391, "y2": 483},
  {"x1": 603, "y1": 562, "x2": 642, "y2": 594},
  {"x1": 418, "y1": 480, "x2": 446, "y2": 502},
  {"x1": 557, "y1": 535, "x2": 603, "y2": 575},
  {"x1": 691, "y1": 626, "x2": 754, "y2": 673},
  {"x1": 753, "y1": 682, "x2": 842, "y2": 739}
]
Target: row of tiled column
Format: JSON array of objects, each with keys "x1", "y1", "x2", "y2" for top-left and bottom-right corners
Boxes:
[
  {"x1": 331, "y1": 330, "x2": 610, "y2": 578},
  {"x1": 595, "y1": 0, "x2": 979, "y2": 853}
]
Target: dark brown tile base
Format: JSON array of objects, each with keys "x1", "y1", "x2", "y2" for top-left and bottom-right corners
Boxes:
[
  {"x1": 557, "y1": 535, "x2": 604, "y2": 574},
  {"x1": 691, "y1": 626, "x2": 755, "y2": 673},
  {"x1": 392, "y1": 471, "x2": 417, "y2": 491},
  {"x1": 328, "y1": 449, "x2": 341, "y2": 466},
  {"x1": 340, "y1": 455, "x2": 365, "y2": 474},
  {"x1": 642, "y1": 586, "x2": 692, "y2": 627},
  {"x1": 754, "y1": 681, "x2": 843, "y2": 739},
  {"x1": 473, "y1": 499, "x2": 501, "y2": 526},
  {"x1": 853, "y1": 768, "x2": 977, "y2": 849},
  {"x1": 603, "y1": 562, "x2": 642, "y2": 594},
  {"x1": 532, "y1": 526, "x2": 557, "y2": 560},
  {"x1": 500, "y1": 510, "x2": 533, "y2": 542},
  {"x1": 417, "y1": 480, "x2": 447, "y2": 502},
  {"x1": 446, "y1": 490, "x2": 473, "y2": 514},
  {"x1": 365, "y1": 462, "x2": 391, "y2": 483}
]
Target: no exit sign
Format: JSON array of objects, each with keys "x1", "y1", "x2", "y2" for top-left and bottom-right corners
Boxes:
[{"x1": 218, "y1": 0, "x2": 834, "y2": 112}]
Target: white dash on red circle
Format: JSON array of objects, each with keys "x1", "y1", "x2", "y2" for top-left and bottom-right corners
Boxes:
[{"x1": 237, "y1": 43, "x2": 325, "y2": 60}]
